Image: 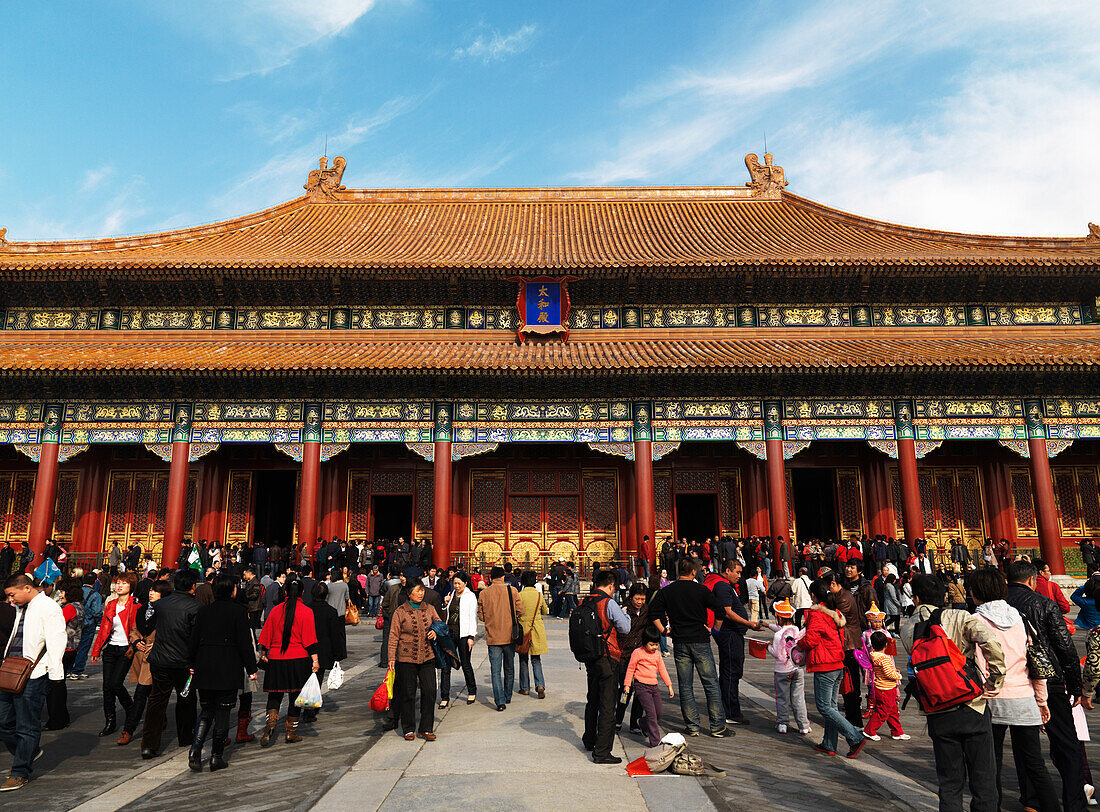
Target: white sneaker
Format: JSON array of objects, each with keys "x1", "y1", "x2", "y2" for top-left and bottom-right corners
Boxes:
[
  {"x1": 775, "y1": 724, "x2": 787, "y2": 734},
  {"x1": 798, "y1": 727, "x2": 812, "y2": 735},
  {"x1": 1085, "y1": 784, "x2": 1096, "y2": 806},
  {"x1": 891, "y1": 733, "x2": 911, "y2": 741},
  {"x1": 862, "y1": 731, "x2": 880, "y2": 741}
]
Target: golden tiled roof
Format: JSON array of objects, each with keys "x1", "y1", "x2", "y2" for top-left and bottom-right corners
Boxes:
[
  {"x1": 1, "y1": 184, "x2": 1097, "y2": 273},
  {"x1": 1, "y1": 327, "x2": 1098, "y2": 373}
]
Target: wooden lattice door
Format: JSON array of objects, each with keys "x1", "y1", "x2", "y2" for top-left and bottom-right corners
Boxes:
[
  {"x1": 104, "y1": 470, "x2": 199, "y2": 558},
  {"x1": 1051, "y1": 466, "x2": 1100, "y2": 538},
  {"x1": 470, "y1": 472, "x2": 506, "y2": 564},
  {"x1": 0, "y1": 473, "x2": 36, "y2": 548},
  {"x1": 718, "y1": 471, "x2": 743, "y2": 538},
  {"x1": 893, "y1": 468, "x2": 985, "y2": 567},
  {"x1": 580, "y1": 471, "x2": 617, "y2": 563},
  {"x1": 224, "y1": 471, "x2": 253, "y2": 546},
  {"x1": 835, "y1": 468, "x2": 864, "y2": 541}
]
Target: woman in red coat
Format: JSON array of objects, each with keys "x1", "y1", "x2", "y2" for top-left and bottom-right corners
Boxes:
[
  {"x1": 800, "y1": 580, "x2": 866, "y2": 759},
  {"x1": 90, "y1": 571, "x2": 141, "y2": 737},
  {"x1": 257, "y1": 579, "x2": 318, "y2": 746}
]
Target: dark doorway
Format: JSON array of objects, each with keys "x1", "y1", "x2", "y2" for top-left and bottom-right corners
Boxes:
[
  {"x1": 253, "y1": 470, "x2": 297, "y2": 546},
  {"x1": 372, "y1": 495, "x2": 413, "y2": 543},
  {"x1": 675, "y1": 494, "x2": 718, "y2": 543},
  {"x1": 791, "y1": 469, "x2": 838, "y2": 541}
]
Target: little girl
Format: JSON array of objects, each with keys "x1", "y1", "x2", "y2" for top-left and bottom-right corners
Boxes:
[
  {"x1": 765, "y1": 599, "x2": 810, "y2": 735},
  {"x1": 858, "y1": 603, "x2": 890, "y2": 718},
  {"x1": 623, "y1": 627, "x2": 674, "y2": 746},
  {"x1": 863, "y1": 631, "x2": 908, "y2": 741}
]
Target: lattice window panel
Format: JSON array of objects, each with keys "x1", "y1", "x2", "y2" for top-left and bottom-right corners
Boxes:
[
  {"x1": 472, "y1": 476, "x2": 505, "y2": 533},
  {"x1": 785, "y1": 470, "x2": 796, "y2": 539},
  {"x1": 0, "y1": 476, "x2": 11, "y2": 544},
  {"x1": 936, "y1": 474, "x2": 958, "y2": 529},
  {"x1": 50, "y1": 472, "x2": 80, "y2": 543},
  {"x1": 674, "y1": 469, "x2": 718, "y2": 493},
  {"x1": 1010, "y1": 469, "x2": 1036, "y2": 535},
  {"x1": 531, "y1": 471, "x2": 556, "y2": 493},
  {"x1": 183, "y1": 474, "x2": 198, "y2": 539},
  {"x1": 1079, "y1": 468, "x2": 1100, "y2": 533},
  {"x1": 836, "y1": 470, "x2": 864, "y2": 539},
  {"x1": 132, "y1": 475, "x2": 155, "y2": 540},
  {"x1": 916, "y1": 471, "x2": 936, "y2": 531},
  {"x1": 372, "y1": 470, "x2": 414, "y2": 494},
  {"x1": 583, "y1": 477, "x2": 617, "y2": 532},
  {"x1": 509, "y1": 496, "x2": 542, "y2": 533},
  {"x1": 558, "y1": 471, "x2": 580, "y2": 493},
  {"x1": 347, "y1": 472, "x2": 371, "y2": 537},
  {"x1": 415, "y1": 475, "x2": 433, "y2": 536},
  {"x1": 547, "y1": 496, "x2": 578, "y2": 534},
  {"x1": 718, "y1": 476, "x2": 741, "y2": 536},
  {"x1": 891, "y1": 470, "x2": 905, "y2": 536},
  {"x1": 957, "y1": 471, "x2": 982, "y2": 530},
  {"x1": 1054, "y1": 469, "x2": 1081, "y2": 534},
  {"x1": 0, "y1": 473, "x2": 36, "y2": 547},
  {"x1": 152, "y1": 475, "x2": 170, "y2": 535},
  {"x1": 509, "y1": 471, "x2": 530, "y2": 493},
  {"x1": 225, "y1": 471, "x2": 253, "y2": 543},
  {"x1": 654, "y1": 475, "x2": 673, "y2": 531},
  {"x1": 106, "y1": 473, "x2": 131, "y2": 535}
]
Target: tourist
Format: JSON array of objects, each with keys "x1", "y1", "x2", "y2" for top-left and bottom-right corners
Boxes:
[
  {"x1": 69, "y1": 572, "x2": 103, "y2": 679},
  {"x1": 517, "y1": 570, "x2": 548, "y2": 699},
  {"x1": 1006, "y1": 560, "x2": 1087, "y2": 812},
  {"x1": 745, "y1": 565, "x2": 766, "y2": 623},
  {"x1": 477, "y1": 566, "x2": 522, "y2": 711},
  {"x1": 258, "y1": 579, "x2": 317, "y2": 746},
  {"x1": 790, "y1": 566, "x2": 812, "y2": 626},
  {"x1": 118, "y1": 581, "x2": 160, "y2": 745},
  {"x1": 0, "y1": 573, "x2": 67, "y2": 793},
  {"x1": 764, "y1": 598, "x2": 809, "y2": 735},
  {"x1": 902, "y1": 574, "x2": 1003, "y2": 811},
  {"x1": 305, "y1": 582, "x2": 347, "y2": 724},
  {"x1": 618, "y1": 582, "x2": 651, "y2": 733},
  {"x1": 141, "y1": 568, "x2": 200, "y2": 759},
  {"x1": 262, "y1": 570, "x2": 287, "y2": 622},
  {"x1": 240, "y1": 565, "x2": 263, "y2": 628},
  {"x1": 365, "y1": 565, "x2": 384, "y2": 617},
  {"x1": 649, "y1": 558, "x2": 734, "y2": 738},
  {"x1": 715, "y1": 559, "x2": 760, "y2": 726},
  {"x1": 1073, "y1": 576, "x2": 1100, "y2": 630},
  {"x1": 825, "y1": 573, "x2": 865, "y2": 730},
  {"x1": 579, "y1": 569, "x2": 631, "y2": 763},
  {"x1": 968, "y1": 567, "x2": 1058, "y2": 811},
  {"x1": 622, "y1": 627, "x2": 673, "y2": 747},
  {"x1": 1033, "y1": 558, "x2": 1072, "y2": 615},
  {"x1": 440, "y1": 571, "x2": 478, "y2": 707},
  {"x1": 45, "y1": 579, "x2": 84, "y2": 730},
  {"x1": 90, "y1": 572, "x2": 141, "y2": 738},
  {"x1": 558, "y1": 566, "x2": 579, "y2": 617},
  {"x1": 388, "y1": 581, "x2": 440, "y2": 741},
  {"x1": 861, "y1": 631, "x2": 907, "y2": 742},
  {"x1": 379, "y1": 567, "x2": 406, "y2": 667},
  {"x1": 325, "y1": 567, "x2": 350, "y2": 618},
  {"x1": 188, "y1": 574, "x2": 258, "y2": 771}
]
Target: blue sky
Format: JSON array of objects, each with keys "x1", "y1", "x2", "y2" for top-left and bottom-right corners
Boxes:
[{"x1": 3, "y1": 1, "x2": 1098, "y2": 240}]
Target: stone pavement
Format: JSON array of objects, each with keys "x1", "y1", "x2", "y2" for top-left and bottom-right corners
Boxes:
[{"x1": 6, "y1": 611, "x2": 1099, "y2": 811}]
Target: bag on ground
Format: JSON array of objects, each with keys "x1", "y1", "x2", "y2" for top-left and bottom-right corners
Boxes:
[
  {"x1": 295, "y1": 673, "x2": 323, "y2": 709},
  {"x1": 326, "y1": 661, "x2": 344, "y2": 691},
  {"x1": 643, "y1": 735, "x2": 686, "y2": 773},
  {"x1": 670, "y1": 753, "x2": 704, "y2": 776},
  {"x1": 904, "y1": 607, "x2": 983, "y2": 713},
  {"x1": 568, "y1": 595, "x2": 610, "y2": 663}
]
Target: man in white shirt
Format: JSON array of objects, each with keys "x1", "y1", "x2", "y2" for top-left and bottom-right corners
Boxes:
[
  {"x1": 789, "y1": 567, "x2": 813, "y2": 626},
  {"x1": 0, "y1": 573, "x2": 67, "y2": 792}
]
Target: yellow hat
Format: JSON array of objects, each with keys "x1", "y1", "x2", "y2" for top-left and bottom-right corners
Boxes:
[{"x1": 865, "y1": 601, "x2": 886, "y2": 622}]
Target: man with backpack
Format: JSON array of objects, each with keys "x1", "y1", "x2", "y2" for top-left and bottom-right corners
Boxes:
[
  {"x1": 569, "y1": 570, "x2": 630, "y2": 764},
  {"x1": 901, "y1": 574, "x2": 1004, "y2": 812}
]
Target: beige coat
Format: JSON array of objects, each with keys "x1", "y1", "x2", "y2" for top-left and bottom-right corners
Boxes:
[
  {"x1": 477, "y1": 581, "x2": 521, "y2": 646},
  {"x1": 128, "y1": 627, "x2": 154, "y2": 686},
  {"x1": 518, "y1": 587, "x2": 549, "y2": 657}
]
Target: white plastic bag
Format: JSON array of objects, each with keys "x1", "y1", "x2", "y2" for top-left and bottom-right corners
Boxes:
[
  {"x1": 295, "y1": 673, "x2": 323, "y2": 709},
  {"x1": 326, "y1": 661, "x2": 344, "y2": 691}
]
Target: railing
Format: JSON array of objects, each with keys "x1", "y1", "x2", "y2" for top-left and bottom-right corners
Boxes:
[{"x1": 449, "y1": 551, "x2": 639, "y2": 581}]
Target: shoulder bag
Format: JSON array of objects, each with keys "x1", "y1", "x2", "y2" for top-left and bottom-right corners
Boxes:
[
  {"x1": 345, "y1": 601, "x2": 361, "y2": 626},
  {"x1": 0, "y1": 646, "x2": 45, "y2": 694},
  {"x1": 516, "y1": 593, "x2": 541, "y2": 655},
  {"x1": 508, "y1": 586, "x2": 523, "y2": 647},
  {"x1": 1022, "y1": 616, "x2": 1058, "y2": 680}
]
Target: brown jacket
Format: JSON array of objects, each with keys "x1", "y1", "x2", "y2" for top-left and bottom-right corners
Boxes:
[
  {"x1": 834, "y1": 589, "x2": 862, "y2": 651},
  {"x1": 128, "y1": 627, "x2": 154, "y2": 686},
  {"x1": 477, "y1": 581, "x2": 521, "y2": 646},
  {"x1": 388, "y1": 601, "x2": 441, "y2": 665}
]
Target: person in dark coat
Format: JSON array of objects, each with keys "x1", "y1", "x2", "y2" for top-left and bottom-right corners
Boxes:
[
  {"x1": 303, "y1": 583, "x2": 347, "y2": 723},
  {"x1": 188, "y1": 573, "x2": 258, "y2": 772}
]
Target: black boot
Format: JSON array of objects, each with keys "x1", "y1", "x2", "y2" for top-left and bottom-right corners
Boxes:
[
  {"x1": 188, "y1": 717, "x2": 212, "y2": 772},
  {"x1": 99, "y1": 711, "x2": 117, "y2": 737},
  {"x1": 210, "y1": 707, "x2": 230, "y2": 771}
]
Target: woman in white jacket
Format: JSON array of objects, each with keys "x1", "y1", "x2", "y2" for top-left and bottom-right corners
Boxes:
[{"x1": 440, "y1": 572, "x2": 478, "y2": 708}]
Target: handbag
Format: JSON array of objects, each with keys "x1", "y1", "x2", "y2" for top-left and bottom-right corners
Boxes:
[
  {"x1": 516, "y1": 594, "x2": 541, "y2": 655},
  {"x1": 508, "y1": 585, "x2": 523, "y2": 647},
  {"x1": 345, "y1": 602, "x2": 361, "y2": 626},
  {"x1": 375, "y1": 614, "x2": 385, "y2": 630},
  {"x1": 1022, "y1": 617, "x2": 1058, "y2": 680},
  {"x1": 0, "y1": 647, "x2": 45, "y2": 695}
]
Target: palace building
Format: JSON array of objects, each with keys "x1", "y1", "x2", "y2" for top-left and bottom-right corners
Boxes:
[{"x1": 1, "y1": 154, "x2": 1099, "y2": 575}]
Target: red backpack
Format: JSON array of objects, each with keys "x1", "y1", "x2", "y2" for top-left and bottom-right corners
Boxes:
[
  {"x1": 702, "y1": 573, "x2": 725, "y2": 629},
  {"x1": 904, "y1": 608, "x2": 984, "y2": 714}
]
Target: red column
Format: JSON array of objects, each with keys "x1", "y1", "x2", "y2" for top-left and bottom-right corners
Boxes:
[
  {"x1": 72, "y1": 449, "x2": 108, "y2": 555},
  {"x1": 982, "y1": 457, "x2": 1016, "y2": 548},
  {"x1": 300, "y1": 442, "x2": 321, "y2": 557},
  {"x1": 764, "y1": 438, "x2": 789, "y2": 565},
  {"x1": 745, "y1": 458, "x2": 770, "y2": 538},
  {"x1": 897, "y1": 438, "x2": 924, "y2": 548},
  {"x1": 864, "y1": 453, "x2": 895, "y2": 539},
  {"x1": 28, "y1": 442, "x2": 60, "y2": 569},
  {"x1": 161, "y1": 440, "x2": 190, "y2": 567},
  {"x1": 1028, "y1": 437, "x2": 1064, "y2": 575},
  {"x1": 633, "y1": 441, "x2": 655, "y2": 567},
  {"x1": 433, "y1": 441, "x2": 452, "y2": 569}
]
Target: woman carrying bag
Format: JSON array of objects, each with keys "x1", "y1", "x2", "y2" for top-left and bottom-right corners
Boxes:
[
  {"x1": 516, "y1": 570, "x2": 549, "y2": 699},
  {"x1": 440, "y1": 571, "x2": 478, "y2": 708},
  {"x1": 388, "y1": 582, "x2": 441, "y2": 741},
  {"x1": 89, "y1": 572, "x2": 141, "y2": 737},
  {"x1": 257, "y1": 579, "x2": 317, "y2": 746}
]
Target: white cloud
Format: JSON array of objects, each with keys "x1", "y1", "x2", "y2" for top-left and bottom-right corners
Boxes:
[
  {"x1": 80, "y1": 165, "x2": 115, "y2": 194},
  {"x1": 454, "y1": 24, "x2": 536, "y2": 63}
]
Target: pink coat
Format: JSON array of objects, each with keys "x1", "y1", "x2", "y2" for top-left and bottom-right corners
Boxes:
[{"x1": 974, "y1": 609, "x2": 1046, "y2": 707}]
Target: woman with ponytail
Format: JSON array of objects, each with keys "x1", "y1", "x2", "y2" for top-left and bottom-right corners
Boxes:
[{"x1": 256, "y1": 578, "x2": 318, "y2": 746}]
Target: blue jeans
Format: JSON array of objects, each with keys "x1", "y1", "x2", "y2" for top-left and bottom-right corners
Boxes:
[
  {"x1": 813, "y1": 669, "x2": 863, "y2": 752},
  {"x1": 487, "y1": 644, "x2": 515, "y2": 707},
  {"x1": 518, "y1": 653, "x2": 544, "y2": 693},
  {"x1": 71, "y1": 624, "x2": 96, "y2": 674},
  {"x1": 558, "y1": 594, "x2": 577, "y2": 618},
  {"x1": 367, "y1": 595, "x2": 381, "y2": 616},
  {"x1": 672, "y1": 640, "x2": 726, "y2": 734},
  {"x1": 0, "y1": 675, "x2": 50, "y2": 778}
]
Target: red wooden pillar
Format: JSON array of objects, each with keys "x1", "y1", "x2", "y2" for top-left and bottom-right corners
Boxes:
[
  {"x1": 864, "y1": 452, "x2": 895, "y2": 539},
  {"x1": 1025, "y1": 399, "x2": 1063, "y2": 574},
  {"x1": 162, "y1": 443, "x2": 190, "y2": 568},
  {"x1": 28, "y1": 404, "x2": 64, "y2": 568},
  {"x1": 72, "y1": 448, "x2": 108, "y2": 555},
  {"x1": 744, "y1": 457, "x2": 770, "y2": 538},
  {"x1": 763, "y1": 400, "x2": 788, "y2": 566},
  {"x1": 894, "y1": 400, "x2": 924, "y2": 548},
  {"x1": 633, "y1": 400, "x2": 656, "y2": 567},
  {"x1": 981, "y1": 456, "x2": 1016, "y2": 548},
  {"x1": 299, "y1": 404, "x2": 322, "y2": 556},
  {"x1": 432, "y1": 403, "x2": 453, "y2": 570}
]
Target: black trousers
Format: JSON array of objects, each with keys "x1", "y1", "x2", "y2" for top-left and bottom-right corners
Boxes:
[
  {"x1": 101, "y1": 644, "x2": 133, "y2": 718},
  {"x1": 714, "y1": 631, "x2": 744, "y2": 721},
  {"x1": 441, "y1": 636, "x2": 477, "y2": 700},
  {"x1": 1019, "y1": 683, "x2": 1088, "y2": 812},
  {"x1": 583, "y1": 657, "x2": 618, "y2": 759},
  {"x1": 926, "y1": 705, "x2": 998, "y2": 812},
  {"x1": 395, "y1": 661, "x2": 435, "y2": 735},
  {"x1": 141, "y1": 665, "x2": 197, "y2": 752},
  {"x1": 198, "y1": 688, "x2": 238, "y2": 744},
  {"x1": 45, "y1": 651, "x2": 76, "y2": 728},
  {"x1": 841, "y1": 650, "x2": 863, "y2": 728},
  {"x1": 992, "y1": 723, "x2": 1059, "y2": 812},
  {"x1": 123, "y1": 684, "x2": 151, "y2": 735}
]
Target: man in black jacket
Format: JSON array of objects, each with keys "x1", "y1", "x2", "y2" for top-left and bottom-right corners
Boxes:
[
  {"x1": 140, "y1": 568, "x2": 201, "y2": 759},
  {"x1": 1006, "y1": 560, "x2": 1086, "y2": 812}
]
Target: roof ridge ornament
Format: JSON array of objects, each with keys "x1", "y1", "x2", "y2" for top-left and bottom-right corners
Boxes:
[
  {"x1": 304, "y1": 156, "x2": 347, "y2": 201},
  {"x1": 0, "y1": 228, "x2": 7, "y2": 249},
  {"x1": 1089, "y1": 222, "x2": 1100, "y2": 242},
  {"x1": 745, "y1": 152, "x2": 788, "y2": 198}
]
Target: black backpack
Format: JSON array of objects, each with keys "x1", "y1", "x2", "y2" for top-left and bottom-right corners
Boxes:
[{"x1": 569, "y1": 594, "x2": 611, "y2": 663}]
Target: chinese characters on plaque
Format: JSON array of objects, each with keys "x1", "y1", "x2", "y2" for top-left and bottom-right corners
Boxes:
[{"x1": 513, "y1": 277, "x2": 573, "y2": 341}]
